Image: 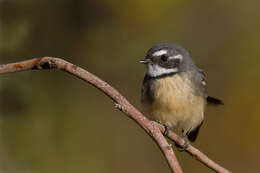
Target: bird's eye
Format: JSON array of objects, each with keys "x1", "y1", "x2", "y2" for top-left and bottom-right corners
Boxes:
[{"x1": 161, "y1": 55, "x2": 168, "y2": 62}]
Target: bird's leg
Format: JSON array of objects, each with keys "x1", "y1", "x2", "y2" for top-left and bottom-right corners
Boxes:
[
  {"x1": 163, "y1": 125, "x2": 170, "y2": 136},
  {"x1": 178, "y1": 135, "x2": 190, "y2": 152},
  {"x1": 154, "y1": 121, "x2": 190, "y2": 151},
  {"x1": 155, "y1": 120, "x2": 170, "y2": 136},
  {"x1": 175, "y1": 132, "x2": 190, "y2": 152}
]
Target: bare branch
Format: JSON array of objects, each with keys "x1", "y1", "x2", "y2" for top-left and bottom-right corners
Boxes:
[
  {"x1": 155, "y1": 123, "x2": 230, "y2": 173},
  {"x1": 0, "y1": 57, "x2": 231, "y2": 173}
]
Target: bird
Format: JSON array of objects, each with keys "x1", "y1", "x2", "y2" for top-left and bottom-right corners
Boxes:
[{"x1": 140, "y1": 43, "x2": 223, "y2": 149}]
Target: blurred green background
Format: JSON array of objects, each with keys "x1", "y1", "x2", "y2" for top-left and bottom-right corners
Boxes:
[{"x1": 0, "y1": 0, "x2": 260, "y2": 172}]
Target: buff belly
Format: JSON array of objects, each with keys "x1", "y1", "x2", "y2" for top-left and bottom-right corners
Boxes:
[{"x1": 145, "y1": 75, "x2": 206, "y2": 135}]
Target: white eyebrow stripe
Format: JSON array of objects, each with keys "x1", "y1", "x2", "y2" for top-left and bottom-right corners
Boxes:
[
  {"x1": 169, "y1": 54, "x2": 183, "y2": 60},
  {"x1": 152, "y1": 50, "x2": 168, "y2": 56}
]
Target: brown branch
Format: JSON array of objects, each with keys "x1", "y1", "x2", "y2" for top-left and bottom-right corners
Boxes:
[
  {"x1": 0, "y1": 57, "x2": 231, "y2": 173},
  {"x1": 155, "y1": 123, "x2": 230, "y2": 173}
]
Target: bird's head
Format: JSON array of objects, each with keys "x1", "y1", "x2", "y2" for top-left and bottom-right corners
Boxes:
[{"x1": 140, "y1": 43, "x2": 192, "y2": 78}]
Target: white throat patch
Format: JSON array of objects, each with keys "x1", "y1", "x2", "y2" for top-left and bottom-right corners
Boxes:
[{"x1": 147, "y1": 64, "x2": 178, "y2": 77}]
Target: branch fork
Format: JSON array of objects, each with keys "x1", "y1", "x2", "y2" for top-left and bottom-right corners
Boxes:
[{"x1": 0, "y1": 57, "x2": 231, "y2": 173}]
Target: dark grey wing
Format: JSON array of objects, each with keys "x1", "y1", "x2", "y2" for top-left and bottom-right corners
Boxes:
[
  {"x1": 189, "y1": 67, "x2": 208, "y2": 98},
  {"x1": 198, "y1": 68, "x2": 207, "y2": 94},
  {"x1": 141, "y1": 75, "x2": 154, "y2": 104},
  {"x1": 197, "y1": 68, "x2": 223, "y2": 105}
]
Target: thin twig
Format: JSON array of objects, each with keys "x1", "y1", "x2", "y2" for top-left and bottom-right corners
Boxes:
[{"x1": 0, "y1": 57, "x2": 231, "y2": 173}]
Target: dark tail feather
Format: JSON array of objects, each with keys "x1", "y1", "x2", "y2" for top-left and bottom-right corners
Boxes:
[
  {"x1": 207, "y1": 96, "x2": 224, "y2": 105},
  {"x1": 187, "y1": 121, "x2": 203, "y2": 142}
]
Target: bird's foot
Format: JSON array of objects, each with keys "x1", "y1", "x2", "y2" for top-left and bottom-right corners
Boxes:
[
  {"x1": 163, "y1": 125, "x2": 170, "y2": 136},
  {"x1": 155, "y1": 121, "x2": 170, "y2": 136},
  {"x1": 175, "y1": 136, "x2": 190, "y2": 152}
]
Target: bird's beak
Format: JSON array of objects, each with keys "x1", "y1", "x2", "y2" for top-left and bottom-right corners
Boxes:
[{"x1": 139, "y1": 58, "x2": 151, "y2": 64}]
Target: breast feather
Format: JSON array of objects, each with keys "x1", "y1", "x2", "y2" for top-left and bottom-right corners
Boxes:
[{"x1": 149, "y1": 75, "x2": 205, "y2": 132}]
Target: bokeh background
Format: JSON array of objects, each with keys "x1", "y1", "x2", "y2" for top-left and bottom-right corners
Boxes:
[{"x1": 0, "y1": 0, "x2": 260, "y2": 172}]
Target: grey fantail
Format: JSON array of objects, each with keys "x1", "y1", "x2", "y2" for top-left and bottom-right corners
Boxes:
[{"x1": 140, "y1": 43, "x2": 223, "y2": 148}]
